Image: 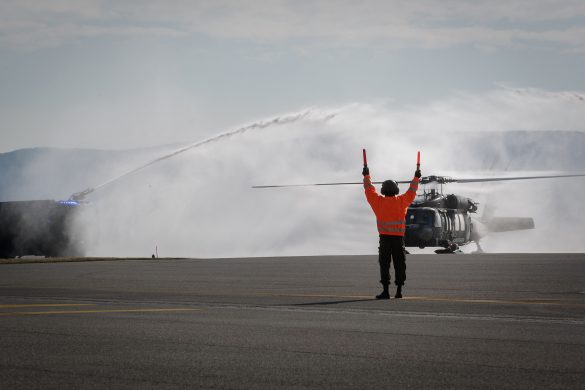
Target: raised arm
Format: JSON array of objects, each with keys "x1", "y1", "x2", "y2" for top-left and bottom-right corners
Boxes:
[
  {"x1": 399, "y1": 170, "x2": 421, "y2": 206},
  {"x1": 363, "y1": 166, "x2": 381, "y2": 207}
]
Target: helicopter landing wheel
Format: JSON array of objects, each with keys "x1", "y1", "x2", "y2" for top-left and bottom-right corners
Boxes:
[{"x1": 435, "y1": 243, "x2": 460, "y2": 254}]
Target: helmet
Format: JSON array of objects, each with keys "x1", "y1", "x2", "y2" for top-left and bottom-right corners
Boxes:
[{"x1": 381, "y1": 180, "x2": 399, "y2": 196}]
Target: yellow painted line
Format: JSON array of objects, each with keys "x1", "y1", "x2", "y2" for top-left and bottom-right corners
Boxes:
[
  {"x1": 248, "y1": 292, "x2": 584, "y2": 307},
  {"x1": 0, "y1": 308, "x2": 199, "y2": 316},
  {"x1": 0, "y1": 303, "x2": 95, "y2": 309},
  {"x1": 402, "y1": 296, "x2": 584, "y2": 307}
]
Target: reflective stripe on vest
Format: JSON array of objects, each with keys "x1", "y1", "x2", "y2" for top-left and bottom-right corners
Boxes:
[
  {"x1": 377, "y1": 219, "x2": 406, "y2": 234},
  {"x1": 408, "y1": 179, "x2": 418, "y2": 193},
  {"x1": 378, "y1": 227, "x2": 406, "y2": 234}
]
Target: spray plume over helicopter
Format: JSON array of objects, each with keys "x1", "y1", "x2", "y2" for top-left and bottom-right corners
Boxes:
[
  {"x1": 253, "y1": 149, "x2": 585, "y2": 253},
  {"x1": 69, "y1": 108, "x2": 338, "y2": 202},
  {"x1": 0, "y1": 108, "x2": 338, "y2": 258}
]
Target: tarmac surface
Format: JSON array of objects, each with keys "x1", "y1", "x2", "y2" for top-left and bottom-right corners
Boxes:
[{"x1": 1, "y1": 253, "x2": 584, "y2": 389}]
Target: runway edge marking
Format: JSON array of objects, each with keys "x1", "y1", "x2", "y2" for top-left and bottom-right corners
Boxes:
[{"x1": 0, "y1": 308, "x2": 200, "y2": 316}]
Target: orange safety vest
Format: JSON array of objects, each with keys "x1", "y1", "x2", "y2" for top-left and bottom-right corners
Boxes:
[{"x1": 364, "y1": 175, "x2": 419, "y2": 236}]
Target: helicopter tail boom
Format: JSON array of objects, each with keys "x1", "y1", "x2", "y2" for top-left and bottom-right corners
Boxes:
[{"x1": 481, "y1": 217, "x2": 535, "y2": 233}]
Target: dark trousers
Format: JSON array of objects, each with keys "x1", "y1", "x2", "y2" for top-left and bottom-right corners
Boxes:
[{"x1": 378, "y1": 235, "x2": 406, "y2": 287}]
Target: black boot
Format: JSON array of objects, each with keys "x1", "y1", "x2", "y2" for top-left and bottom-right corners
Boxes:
[
  {"x1": 376, "y1": 284, "x2": 390, "y2": 299},
  {"x1": 394, "y1": 285, "x2": 403, "y2": 299}
]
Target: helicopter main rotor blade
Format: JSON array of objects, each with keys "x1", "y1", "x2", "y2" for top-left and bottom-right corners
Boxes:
[
  {"x1": 449, "y1": 173, "x2": 585, "y2": 184},
  {"x1": 253, "y1": 173, "x2": 585, "y2": 188},
  {"x1": 252, "y1": 180, "x2": 413, "y2": 188}
]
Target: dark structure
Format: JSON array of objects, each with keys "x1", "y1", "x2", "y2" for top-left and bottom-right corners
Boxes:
[
  {"x1": 0, "y1": 200, "x2": 85, "y2": 258},
  {"x1": 404, "y1": 176, "x2": 532, "y2": 253}
]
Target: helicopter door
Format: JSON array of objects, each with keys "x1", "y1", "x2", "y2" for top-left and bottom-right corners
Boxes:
[
  {"x1": 451, "y1": 213, "x2": 470, "y2": 244},
  {"x1": 458, "y1": 213, "x2": 465, "y2": 238},
  {"x1": 439, "y1": 212, "x2": 448, "y2": 237},
  {"x1": 433, "y1": 210, "x2": 441, "y2": 228}
]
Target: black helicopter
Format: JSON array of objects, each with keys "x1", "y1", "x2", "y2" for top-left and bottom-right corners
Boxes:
[
  {"x1": 404, "y1": 175, "x2": 531, "y2": 253},
  {"x1": 253, "y1": 150, "x2": 585, "y2": 253}
]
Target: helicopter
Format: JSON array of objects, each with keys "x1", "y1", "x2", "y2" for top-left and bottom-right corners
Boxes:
[
  {"x1": 252, "y1": 150, "x2": 585, "y2": 253},
  {"x1": 404, "y1": 175, "x2": 532, "y2": 253}
]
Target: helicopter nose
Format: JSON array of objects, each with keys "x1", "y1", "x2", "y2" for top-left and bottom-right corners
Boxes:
[
  {"x1": 418, "y1": 227, "x2": 433, "y2": 242},
  {"x1": 406, "y1": 225, "x2": 433, "y2": 242}
]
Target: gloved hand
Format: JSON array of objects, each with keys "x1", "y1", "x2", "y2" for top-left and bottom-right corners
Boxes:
[
  {"x1": 362, "y1": 166, "x2": 369, "y2": 176},
  {"x1": 415, "y1": 169, "x2": 422, "y2": 178}
]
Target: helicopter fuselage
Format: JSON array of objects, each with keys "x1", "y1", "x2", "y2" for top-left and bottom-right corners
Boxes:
[
  {"x1": 404, "y1": 193, "x2": 478, "y2": 250},
  {"x1": 405, "y1": 206, "x2": 473, "y2": 249}
]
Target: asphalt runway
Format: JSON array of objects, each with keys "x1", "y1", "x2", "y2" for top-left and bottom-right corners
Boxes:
[{"x1": 1, "y1": 253, "x2": 584, "y2": 389}]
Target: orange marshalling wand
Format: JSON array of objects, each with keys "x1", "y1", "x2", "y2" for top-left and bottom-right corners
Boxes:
[{"x1": 363, "y1": 149, "x2": 368, "y2": 167}]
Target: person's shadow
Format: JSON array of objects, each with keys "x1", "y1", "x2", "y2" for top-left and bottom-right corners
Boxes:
[{"x1": 287, "y1": 298, "x2": 377, "y2": 306}]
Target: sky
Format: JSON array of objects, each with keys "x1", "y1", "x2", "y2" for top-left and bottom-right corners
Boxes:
[{"x1": 1, "y1": 0, "x2": 585, "y2": 152}]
